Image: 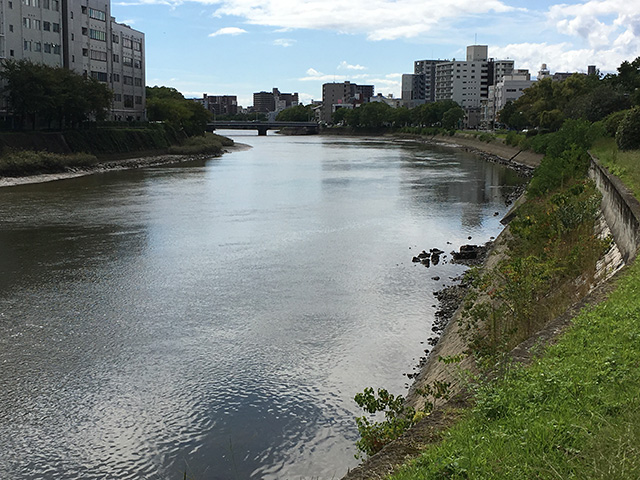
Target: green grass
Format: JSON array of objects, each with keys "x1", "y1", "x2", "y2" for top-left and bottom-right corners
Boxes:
[
  {"x1": 591, "y1": 138, "x2": 640, "y2": 199},
  {"x1": 168, "y1": 132, "x2": 234, "y2": 155},
  {"x1": 0, "y1": 150, "x2": 98, "y2": 177},
  {"x1": 390, "y1": 258, "x2": 640, "y2": 480}
]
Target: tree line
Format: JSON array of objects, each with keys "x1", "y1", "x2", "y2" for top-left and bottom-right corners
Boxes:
[
  {"x1": 0, "y1": 59, "x2": 213, "y2": 136},
  {"x1": 499, "y1": 57, "x2": 640, "y2": 132},
  {"x1": 0, "y1": 59, "x2": 112, "y2": 130}
]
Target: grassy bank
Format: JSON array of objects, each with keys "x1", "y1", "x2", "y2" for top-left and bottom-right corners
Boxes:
[
  {"x1": 391, "y1": 257, "x2": 640, "y2": 479},
  {"x1": 371, "y1": 130, "x2": 640, "y2": 478},
  {"x1": 0, "y1": 129, "x2": 233, "y2": 177}
]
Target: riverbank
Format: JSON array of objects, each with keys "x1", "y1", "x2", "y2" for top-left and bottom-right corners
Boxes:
[
  {"x1": 342, "y1": 131, "x2": 631, "y2": 479},
  {"x1": 0, "y1": 142, "x2": 250, "y2": 188}
]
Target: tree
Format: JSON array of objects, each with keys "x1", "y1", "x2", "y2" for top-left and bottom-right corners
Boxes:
[
  {"x1": 358, "y1": 102, "x2": 392, "y2": 128},
  {"x1": 616, "y1": 107, "x2": 640, "y2": 150},
  {"x1": 146, "y1": 85, "x2": 211, "y2": 136},
  {"x1": 0, "y1": 59, "x2": 112, "y2": 129},
  {"x1": 276, "y1": 104, "x2": 314, "y2": 122},
  {"x1": 442, "y1": 106, "x2": 465, "y2": 129}
]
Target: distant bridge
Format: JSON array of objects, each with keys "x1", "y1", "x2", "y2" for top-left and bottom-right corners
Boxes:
[{"x1": 206, "y1": 121, "x2": 319, "y2": 136}]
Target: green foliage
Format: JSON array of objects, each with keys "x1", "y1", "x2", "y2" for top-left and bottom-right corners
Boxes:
[
  {"x1": 0, "y1": 150, "x2": 98, "y2": 176},
  {"x1": 354, "y1": 387, "x2": 417, "y2": 458},
  {"x1": 275, "y1": 104, "x2": 314, "y2": 122},
  {"x1": 63, "y1": 125, "x2": 176, "y2": 154},
  {"x1": 616, "y1": 107, "x2": 640, "y2": 151},
  {"x1": 354, "y1": 380, "x2": 452, "y2": 458},
  {"x1": 0, "y1": 59, "x2": 112, "y2": 129},
  {"x1": 391, "y1": 258, "x2": 640, "y2": 480},
  {"x1": 602, "y1": 109, "x2": 630, "y2": 137},
  {"x1": 168, "y1": 132, "x2": 233, "y2": 155},
  {"x1": 146, "y1": 85, "x2": 211, "y2": 136}
]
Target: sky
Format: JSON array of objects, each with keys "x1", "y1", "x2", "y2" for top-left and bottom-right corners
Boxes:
[{"x1": 110, "y1": 0, "x2": 640, "y2": 109}]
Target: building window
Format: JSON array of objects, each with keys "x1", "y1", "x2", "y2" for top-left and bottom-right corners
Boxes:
[
  {"x1": 112, "y1": 73, "x2": 120, "y2": 82},
  {"x1": 134, "y1": 77, "x2": 142, "y2": 86},
  {"x1": 22, "y1": 17, "x2": 30, "y2": 28},
  {"x1": 89, "y1": 8, "x2": 106, "y2": 21},
  {"x1": 9, "y1": 24, "x2": 13, "y2": 32},
  {"x1": 133, "y1": 40, "x2": 142, "y2": 51},
  {"x1": 34, "y1": 42, "x2": 41, "y2": 52},
  {"x1": 44, "y1": 43, "x2": 51, "y2": 53},
  {"x1": 122, "y1": 38, "x2": 132, "y2": 49},
  {"x1": 52, "y1": 23, "x2": 60, "y2": 32},
  {"x1": 112, "y1": 34, "x2": 119, "y2": 43},
  {"x1": 43, "y1": 21, "x2": 50, "y2": 31},
  {"x1": 123, "y1": 75, "x2": 133, "y2": 85},
  {"x1": 133, "y1": 59, "x2": 142, "y2": 69},
  {"x1": 52, "y1": 43, "x2": 60, "y2": 54},
  {"x1": 122, "y1": 56, "x2": 133, "y2": 67},
  {"x1": 90, "y1": 49, "x2": 107, "y2": 61},
  {"x1": 135, "y1": 96, "x2": 142, "y2": 104},
  {"x1": 52, "y1": 0, "x2": 59, "y2": 10},
  {"x1": 124, "y1": 95, "x2": 134, "y2": 108},
  {"x1": 23, "y1": 40, "x2": 31, "y2": 51},
  {"x1": 112, "y1": 54, "x2": 119, "y2": 63},
  {"x1": 10, "y1": 49, "x2": 14, "y2": 56},
  {"x1": 82, "y1": 48, "x2": 87, "y2": 56},
  {"x1": 89, "y1": 29, "x2": 106, "y2": 41},
  {"x1": 91, "y1": 71, "x2": 108, "y2": 82},
  {"x1": 81, "y1": 5, "x2": 87, "y2": 13},
  {"x1": 82, "y1": 27, "x2": 87, "y2": 35},
  {"x1": 114, "y1": 93, "x2": 122, "y2": 102},
  {"x1": 8, "y1": 1, "x2": 12, "y2": 8},
  {"x1": 42, "y1": 0, "x2": 49, "y2": 8}
]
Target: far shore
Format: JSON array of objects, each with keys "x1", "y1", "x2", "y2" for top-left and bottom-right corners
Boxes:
[{"x1": 0, "y1": 142, "x2": 252, "y2": 188}]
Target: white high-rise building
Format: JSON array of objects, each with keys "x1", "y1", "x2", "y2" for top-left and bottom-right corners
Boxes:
[
  {"x1": 434, "y1": 45, "x2": 514, "y2": 127},
  {"x1": 0, "y1": 0, "x2": 146, "y2": 121}
]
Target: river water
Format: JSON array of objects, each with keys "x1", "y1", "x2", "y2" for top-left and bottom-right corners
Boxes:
[{"x1": 0, "y1": 133, "x2": 524, "y2": 479}]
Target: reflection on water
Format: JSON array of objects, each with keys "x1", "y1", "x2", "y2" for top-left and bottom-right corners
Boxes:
[{"x1": 0, "y1": 134, "x2": 524, "y2": 479}]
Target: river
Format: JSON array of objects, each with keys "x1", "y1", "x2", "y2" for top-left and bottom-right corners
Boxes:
[{"x1": 0, "y1": 133, "x2": 524, "y2": 479}]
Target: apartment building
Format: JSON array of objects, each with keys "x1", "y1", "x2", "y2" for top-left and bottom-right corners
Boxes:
[
  {"x1": 0, "y1": 0, "x2": 145, "y2": 121},
  {"x1": 401, "y1": 73, "x2": 425, "y2": 108},
  {"x1": 198, "y1": 94, "x2": 238, "y2": 116},
  {"x1": 253, "y1": 87, "x2": 299, "y2": 113},
  {"x1": 413, "y1": 59, "x2": 443, "y2": 103},
  {"x1": 483, "y1": 70, "x2": 534, "y2": 128},
  {"x1": 434, "y1": 45, "x2": 513, "y2": 127},
  {"x1": 321, "y1": 81, "x2": 374, "y2": 124}
]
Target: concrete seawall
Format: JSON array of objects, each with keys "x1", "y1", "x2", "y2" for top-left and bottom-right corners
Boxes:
[{"x1": 588, "y1": 152, "x2": 640, "y2": 264}]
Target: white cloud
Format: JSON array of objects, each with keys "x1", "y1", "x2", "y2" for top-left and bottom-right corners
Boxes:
[
  {"x1": 338, "y1": 61, "x2": 366, "y2": 71},
  {"x1": 124, "y1": 0, "x2": 512, "y2": 40},
  {"x1": 273, "y1": 38, "x2": 295, "y2": 47},
  {"x1": 208, "y1": 26, "x2": 247, "y2": 37}
]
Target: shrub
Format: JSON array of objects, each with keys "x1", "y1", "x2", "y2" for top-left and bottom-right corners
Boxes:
[
  {"x1": 602, "y1": 109, "x2": 630, "y2": 137},
  {"x1": 0, "y1": 150, "x2": 98, "y2": 176},
  {"x1": 616, "y1": 107, "x2": 640, "y2": 151}
]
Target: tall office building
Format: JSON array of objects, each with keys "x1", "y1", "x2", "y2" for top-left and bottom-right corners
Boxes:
[{"x1": 1, "y1": 0, "x2": 146, "y2": 121}]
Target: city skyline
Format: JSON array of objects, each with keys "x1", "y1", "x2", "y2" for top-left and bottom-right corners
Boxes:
[{"x1": 110, "y1": 0, "x2": 640, "y2": 108}]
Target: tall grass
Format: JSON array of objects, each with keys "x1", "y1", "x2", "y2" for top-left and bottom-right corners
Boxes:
[
  {"x1": 0, "y1": 150, "x2": 98, "y2": 177},
  {"x1": 168, "y1": 132, "x2": 234, "y2": 155},
  {"x1": 591, "y1": 137, "x2": 640, "y2": 199}
]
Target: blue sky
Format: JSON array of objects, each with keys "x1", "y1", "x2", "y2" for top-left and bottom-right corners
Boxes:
[{"x1": 111, "y1": 0, "x2": 640, "y2": 109}]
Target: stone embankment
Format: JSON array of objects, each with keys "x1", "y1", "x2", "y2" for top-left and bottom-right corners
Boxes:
[{"x1": 342, "y1": 137, "x2": 638, "y2": 480}]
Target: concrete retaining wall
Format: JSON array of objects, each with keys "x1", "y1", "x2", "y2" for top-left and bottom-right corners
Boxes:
[{"x1": 588, "y1": 153, "x2": 640, "y2": 263}]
